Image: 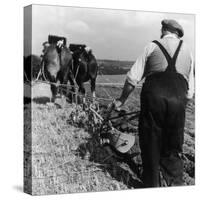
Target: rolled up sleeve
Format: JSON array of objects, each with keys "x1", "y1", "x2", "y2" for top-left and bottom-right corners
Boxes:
[
  {"x1": 126, "y1": 42, "x2": 156, "y2": 86},
  {"x1": 187, "y1": 53, "x2": 195, "y2": 99}
]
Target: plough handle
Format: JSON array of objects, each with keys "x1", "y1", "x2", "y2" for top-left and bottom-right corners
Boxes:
[
  {"x1": 105, "y1": 101, "x2": 115, "y2": 121},
  {"x1": 89, "y1": 106, "x2": 104, "y2": 121}
]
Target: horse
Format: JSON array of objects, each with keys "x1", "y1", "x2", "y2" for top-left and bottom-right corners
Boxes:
[
  {"x1": 42, "y1": 43, "x2": 73, "y2": 101},
  {"x1": 70, "y1": 45, "x2": 98, "y2": 103},
  {"x1": 24, "y1": 54, "x2": 42, "y2": 82}
]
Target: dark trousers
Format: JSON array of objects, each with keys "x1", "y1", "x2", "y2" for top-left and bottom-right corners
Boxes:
[{"x1": 139, "y1": 72, "x2": 188, "y2": 187}]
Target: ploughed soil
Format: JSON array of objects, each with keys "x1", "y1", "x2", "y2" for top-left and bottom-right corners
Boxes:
[{"x1": 24, "y1": 83, "x2": 195, "y2": 195}]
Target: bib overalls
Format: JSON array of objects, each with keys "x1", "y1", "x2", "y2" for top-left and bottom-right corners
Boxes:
[{"x1": 139, "y1": 40, "x2": 188, "y2": 187}]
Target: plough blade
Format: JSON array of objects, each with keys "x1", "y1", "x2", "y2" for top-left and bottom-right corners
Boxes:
[{"x1": 108, "y1": 129, "x2": 135, "y2": 153}]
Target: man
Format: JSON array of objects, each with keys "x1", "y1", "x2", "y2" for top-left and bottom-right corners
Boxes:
[{"x1": 113, "y1": 19, "x2": 194, "y2": 187}]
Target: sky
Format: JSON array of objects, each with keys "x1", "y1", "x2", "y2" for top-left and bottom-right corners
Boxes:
[{"x1": 24, "y1": 4, "x2": 195, "y2": 61}]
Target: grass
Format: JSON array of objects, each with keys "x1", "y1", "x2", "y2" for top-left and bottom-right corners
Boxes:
[
  {"x1": 26, "y1": 102, "x2": 139, "y2": 195},
  {"x1": 96, "y1": 74, "x2": 126, "y2": 84}
]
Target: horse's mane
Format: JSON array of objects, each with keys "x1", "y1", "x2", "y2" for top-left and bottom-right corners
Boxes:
[
  {"x1": 44, "y1": 44, "x2": 71, "y2": 56},
  {"x1": 83, "y1": 50, "x2": 96, "y2": 61}
]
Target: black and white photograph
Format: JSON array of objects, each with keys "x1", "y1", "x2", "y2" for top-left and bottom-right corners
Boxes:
[{"x1": 23, "y1": 4, "x2": 195, "y2": 196}]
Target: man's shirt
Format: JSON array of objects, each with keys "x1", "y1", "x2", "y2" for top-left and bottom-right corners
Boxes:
[{"x1": 126, "y1": 34, "x2": 195, "y2": 99}]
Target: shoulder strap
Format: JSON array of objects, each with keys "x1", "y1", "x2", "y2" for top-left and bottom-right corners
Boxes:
[
  {"x1": 152, "y1": 40, "x2": 172, "y2": 65},
  {"x1": 172, "y1": 40, "x2": 183, "y2": 64},
  {"x1": 152, "y1": 40, "x2": 183, "y2": 72}
]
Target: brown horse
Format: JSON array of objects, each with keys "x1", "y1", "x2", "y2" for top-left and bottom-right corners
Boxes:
[
  {"x1": 43, "y1": 43, "x2": 73, "y2": 101},
  {"x1": 70, "y1": 45, "x2": 98, "y2": 102}
]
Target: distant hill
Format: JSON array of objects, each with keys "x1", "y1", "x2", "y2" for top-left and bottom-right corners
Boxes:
[{"x1": 97, "y1": 59, "x2": 135, "y2": 75}]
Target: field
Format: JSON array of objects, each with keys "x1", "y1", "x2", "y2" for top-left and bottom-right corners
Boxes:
[
  {"x1": 96, "y1": 74, "x2": 126, "y2": 84},
  {"x1": 24, "y1": 75, "x2": 195, "y2": 195},
  {"x1": 97, "y1": 59, "x2": 133, "y2": 75}
]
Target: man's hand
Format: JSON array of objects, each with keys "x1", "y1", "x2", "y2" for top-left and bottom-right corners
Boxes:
[
  {"x1": 107, "y1": 99, "x2": 123, "y2": 112},
  {"x1": 113, "y1": 99, "x2": 123, "y2": 111},
  {"x1": 108, "y1": 79, "x2": 135, "y2": 112}
]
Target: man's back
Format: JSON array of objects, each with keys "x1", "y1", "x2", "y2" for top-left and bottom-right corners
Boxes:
[
  {"x1": 126, "y1": 33, "x2": 194, "y2": 99},
  {"x1": 145, "y1": 35, "x2": 192, "y2": 82}
]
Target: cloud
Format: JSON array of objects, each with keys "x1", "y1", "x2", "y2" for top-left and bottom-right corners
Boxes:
[
  {"x1": 66, "y1": 20, "x2": 92, "y2": 34},
  {"x1": 29, "y1": 5, "x2": 195, "y2": 60},
  {"x1": 122, "y1": 11, "x2": 165, "y2": 28}
]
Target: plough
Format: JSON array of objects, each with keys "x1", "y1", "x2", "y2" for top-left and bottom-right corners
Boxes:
[
  {"x1": 69, "y1": 99, "x2": 140, "y2": 154},
  {"x1": 68, "y1": 99, "x2": 142, "y2": 179}
]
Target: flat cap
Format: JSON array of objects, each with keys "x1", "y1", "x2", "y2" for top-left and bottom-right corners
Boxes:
[{"x1": 161, "y1": 19, "x2": 184, "y2": 38}]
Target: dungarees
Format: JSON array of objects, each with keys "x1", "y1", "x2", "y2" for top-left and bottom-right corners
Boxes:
[{"x1": 139, "y1": 40, "x2": 188, "y2": 187}]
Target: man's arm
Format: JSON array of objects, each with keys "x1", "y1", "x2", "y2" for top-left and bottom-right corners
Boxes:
[
  {"x1": 187, "y1": 53, "x2": 195, "y2": 99},
  {"x1": 118, "y1": 79, "x2": 135, "y2": 104},
  {"x1": 114, "y1": 42, "x2": 156, "y2": 109}
]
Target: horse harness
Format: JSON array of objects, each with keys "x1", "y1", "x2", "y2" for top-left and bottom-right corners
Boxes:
[{"x1": 71, "y1": 50, "x2": 90, "y2": 81}]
